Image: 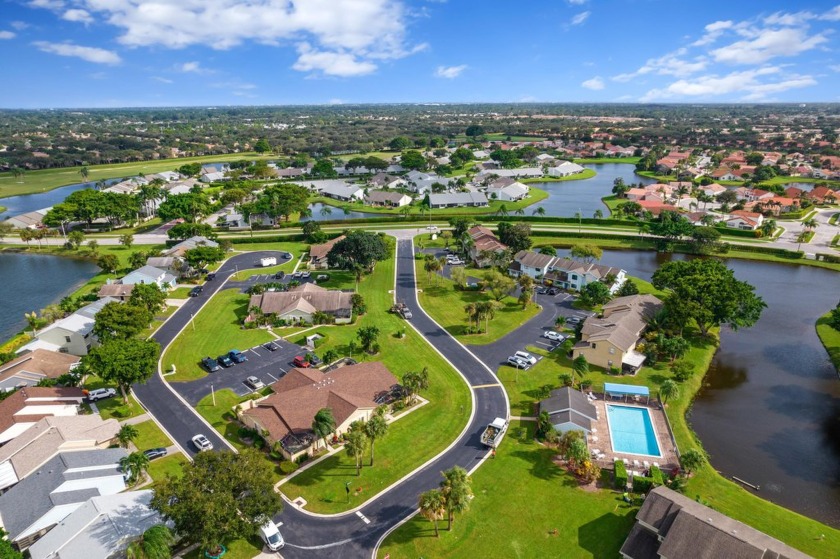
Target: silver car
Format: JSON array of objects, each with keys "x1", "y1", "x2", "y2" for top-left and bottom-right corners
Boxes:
[{"x1": 191, "y1": 434, "x2": 213, "y2": 452}]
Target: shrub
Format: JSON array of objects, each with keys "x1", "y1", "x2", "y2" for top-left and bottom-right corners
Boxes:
[
  {"x1": 253, "y1": 438, "x2": 265, "y2": 449},
  {"x1": 295, "y1": 453, "x2": 310, "y2": 465},
  {"x1": 672, "y1": 361, "x2": 695, "y2": 382},
  {"x1": 279, "y1": 461, "x2": 299, "y2": 475},
  {"x1": 269, "y1": 451, "x2": 284, "y2": 461},
  {"x1": 237, "y1": 426, "x2": 258, "y2": 440},
  {"x1": 614, "y1": 460, "x2": 628, "y2": 489},
  {"x1": 632, "y1": 476, "x2": 654, "y2": 493},
  {"x1": 580, "y1": 379, "x2": 593, "y2": 390},
  {"x1": 609, "y1": 366, "x2": 621, "y2": 375},
  {"x1": 650, "y1": 465, "x2": 664, "y2": 486},
  {"x1": 559, "y1": 373, "x2": 574, "y2": 387}
]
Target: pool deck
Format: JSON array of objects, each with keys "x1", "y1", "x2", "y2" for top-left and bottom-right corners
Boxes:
[{"x1": 586, "y1": 394, "x2": 680, "y2": 477}]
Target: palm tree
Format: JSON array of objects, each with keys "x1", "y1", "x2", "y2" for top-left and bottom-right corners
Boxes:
[
  {"x1": 659, "y1": 379, "x2": 679, "y2": 406},
  {"x1": 803, "y1": 218, "x2": 818, "y2": 231},
  {"x1": 495, "y1": 204, "x2": 509, "y2": 217},
  {"x1": 418, "y1": 489, "x2": 446, "y2": 537},
  {"x1": 399, "y1": 206, "x2": 411, "y2": 218},
  {"x1": 79, "y1": 166, "x2": 90, "y2": 183},
  {"x1": 117, "y1": 424, "x2": 139, "y2": 448},
  {"x1": 464, "y1": 302, "x2": 478, "y2": 332},
  {"x1": 532, "y1": 206, "x2": 546, "y2": 216},
  {"x1": 126, "y1": 525, "x2": 174, "y2": 559},
  {"x1": 364, "y1": 412, "x2": 388, "y2": 466},
  {"x1": 514, "y1": 207, "x2": 525, "y2": 216},
  {"x1": 440, "y1": 466, "x2": 473, "y2": 531},
  {"x1": 572, "y1": 355, "x2": 589, "y2": 385},
  {"x1": 345, "y1": 422, "x2": 367, "y2": 476},
  {"x1": 120, "y1": 451, "x2": 150, "y2": 485},
  {"x1": 24, "y1": 311, "x2": 39, "y2": 337},
  {"x1": 593, "y1": 209, "x2": 603, "y2": 219},
  {"x1": 680, "y1": 448, "x2": 706, "y2": 476},
  {"x1": 312, "y1": 408, "x2": 336, "y2": 450}
]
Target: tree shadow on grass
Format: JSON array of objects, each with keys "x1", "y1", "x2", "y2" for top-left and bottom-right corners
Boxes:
[
  {"x1": 577, "y1": 508, "x2": 638, "y2": 559},
  {"x1": 509, "y1": 448, "x2": 577, "y2": 487}
]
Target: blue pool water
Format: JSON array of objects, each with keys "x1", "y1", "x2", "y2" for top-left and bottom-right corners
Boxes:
[{"x1": 607, "y1": 405, "x2": 661, "y2": 457}]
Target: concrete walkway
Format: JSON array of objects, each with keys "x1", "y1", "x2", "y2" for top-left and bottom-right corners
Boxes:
[{"x1": 119, "y1": 413, "x2": 150, "y2": 425}]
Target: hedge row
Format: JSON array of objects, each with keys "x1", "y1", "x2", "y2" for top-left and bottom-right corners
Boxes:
[
  {"x1": 650, "y1": 464, "x2": 664, "y2": 486},
  {"x1": 816, "y1": 253, "x2": 840, "y2": 264},
  {"x1": 484, "y1": 215, "x2": 636, "y2": 227},
  {"x1": 614, "y1": 459, "x2": 628, "y2": 489},
  {"x1": 632, "y1": 475, "x2": 655, "y2": 493},
  {"x1": 727, "y1": 244, "x2": 805, "y2": 259}
]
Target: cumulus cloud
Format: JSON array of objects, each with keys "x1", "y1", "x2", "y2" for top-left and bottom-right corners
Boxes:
[
  {"x1": 0, "y1": 31, "x2": 15, "y2": 40},
  {"x1": 151, "y1": 76, "x2": 173, "y2": 83},
  {"x1": 434, "y1": 64, "x2": 466, "y2": 78},
  {"x1": 821, "y1": 5, "x2": 840, "y2": 20},
  {"x1": 33, "y1": 41, "x2": 122, "y2": 64},
  {"x1": 571, "y1": 11, "x2": 590, "y2": 25},
  {"x1": 567, "y1": 0, "x2": 588, "y2": 4},
  {"x1": 711, "y1": 27, "x2": 828, "y2": 65},
  {"x1": 640, "y1": 66, "x2": 816, "y2": 101},
  {"x1": 10, "y1": 21, "x2": 29, "y2": 31},
  {"x1": 178, "y1": 61, "x2": 211, "y2": 74},
  {"x1": 292, "y1": 43, "x2": 377, "y2": 76},
  {"x1": 62, "y1": 9, "x2": 93, "y2": 24},
  {"x1": 581, "y1": 76, "x2": 604, "y2": 90},
  {"x1": 691, "y1": 20, "x2": 733, "y2": 46},
  {"x1": 612, "y1": 48, "x2": 707, "y2": 82}
]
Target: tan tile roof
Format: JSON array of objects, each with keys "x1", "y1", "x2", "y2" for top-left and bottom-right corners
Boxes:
[
  {"x1": 96, "y1": 283, "x2": 135, "y2": 298},
  {"x1": 0, "y1": 350, "x2": 79, "y2": 384},
  {"x1": 249, "y1": 284, "x2": 353, "y2": 318},
  {"x1": 309, "y1": 235, "x2": 345, "y2": 262},
  {"x1": 242, "y1": 362, "x2": 398, "y2": 443}
]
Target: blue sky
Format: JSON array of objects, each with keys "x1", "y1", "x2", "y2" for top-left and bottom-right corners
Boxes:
[{"x1": 1, "y1": 0, "x2": 840, "y2": 108}]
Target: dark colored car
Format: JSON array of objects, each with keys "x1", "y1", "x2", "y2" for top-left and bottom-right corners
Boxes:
[
  {"x1": 536, "y1": 286, "x2": 548, "y2": 294},
  {"x1": 206, "y1": 272, "x2": 217, "y2": 281},
  {"x1": 190, "y1": 286, "x2": 203, "y2": 297},
  {"x1": 228, "y1": 350, "x2": 248, "y2": 363},
  {"x1": 263, "y1": 342, "x2": 279, "y2": 352},
  {"x1": 292, "y1": 355, "x2": 311, "y2": 368},
  {"x1": 143, "y1": 447, "x2": 168, "y2": 460},
  {"x1": 308, "y1": 354, "x2": 322, "y2": 366},
  {"x1": 201, "y1": 357, "x2": 222, "y2": 372},
  {"x1": 274, "y1": 271, "x2": 286, "y2": 280},
  {"x1": 547, "y1": 287, "x2": 559, "y2": 296},
  {"x1": 217, "y1": 354, "x2": 234, "y2": 368}
]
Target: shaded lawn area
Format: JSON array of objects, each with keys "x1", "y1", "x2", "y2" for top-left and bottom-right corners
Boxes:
[
  {"x1": 414, "y1": 259, "x2": 540, "y2": 345},
  {"x1": 132, "y1": 419, "x2": 172, "y2": 451},
  {"x1": 183, "y1": 535, "x2": 264, "y2": 559},
  {"x1": 278, "y1": 253, "x2": 472, "y2": 514},
  {"x1": 378, "y1": 421, "x2": 637, "y2": 559},
  {"x1": 147, "y1": 453, "x2": 187, "y2": 484},
  {"x1": 194, "y1": 388, "x2": 259, "y2": 454},
  {"x1": 816, "y1": 313, "x2": 840, "y2": 373},
  {"x1": 162, "y1": 289, "x2": 274, "y2": 382},
  {"x1": 230, "y1": 241, "x2": 308, "y2": 279},
  {"x1": 82, "y1": 375, "x2": 145, "y2": 420}
]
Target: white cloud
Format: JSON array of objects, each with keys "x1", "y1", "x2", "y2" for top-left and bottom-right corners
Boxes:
[
  {"x1": 151, "y1": 76, "x2": 173, "y2": 83},
  {"x1": 571, "y1": 11, "x2": 590, "y2": 25},
  {"x1": 33, "y1": 41, "x2": 121, "y2": 64},
  {"x1": 0, "y1": 31, "x2": 15, "y2": 40},
  {"x1": 640, "y1": 66, "x2": 816, "y2": 101},
  {"x1": 178, "y1": 61, "x2": 210, "y2": 74},
  {"x1": 691, "y1": 20, "x2": 733, "y2": 46},
  {"x1": 567, "y1": 0, "x2": 588, "y2": 4},
  {"x1": 821, "y1": 5, "x2": 840, "y2": 21},
  {"x1": 711, "y1": 27, "x2": 828, "y2": 65},
  {"x1": 10, "y1": 21, "x2": 29, "y2": 31},
  {"x1": 62, "y1": 9, "x2": 93, "y2": 24},
  {"x1": 293, "y1": 43, "x2": 377, "y2": 76},
  {"x1": 28, "y1": 0, "x2": 423, "y2": 77},
  {"x1": 763, "y1": 11, "x2": 815, "y2": 26},
  {"x1": 612, "y1": 48, "x2": 707, "y2": 82},
  {"x1": 434, "y1": 64, "x2": 466, "y2": 79},
  {"x1": 831, "y1": 64, "x2": 840, "y2": 72},
  {"x1": 328, "y1": 98, "x2": 344, "y2": 104},
  {"x1": 581, "y1": 76, "x2": 604, "y2": 90}
]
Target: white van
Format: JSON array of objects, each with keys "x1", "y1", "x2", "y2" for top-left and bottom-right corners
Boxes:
[
  {"x1": 259, "y1": 521, "x2": 284, "y2": 551},
  {"x1": 260, "y1": 257, "x2": 277, "y2": 267}
]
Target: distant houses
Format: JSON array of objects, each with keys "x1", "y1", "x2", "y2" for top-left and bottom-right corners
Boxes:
[
  {"x1": 547, "y1": 161, "x2": 586, "y2": 177},
  {"x1": 364, "y1": 190, "x2": 412, "y2": 207},
  {"x1": 428, "y1": 192, "x2": 488, "y2": 209}
]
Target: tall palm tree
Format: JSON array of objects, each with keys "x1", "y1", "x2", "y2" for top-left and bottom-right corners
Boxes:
[
  {"x1": 345, "y1": 422, "x2": 367, "y2": 476},
  {"x1": 126, "y1": 524, "x2": 174, "y2": 559},
  {"x1": 418, "y1": 489, "x2": 446, "y2": 537},
  {"x1": 464, "y1": 303, "x2": 478, "y2": 332},
  {"x1": 514, "y1": 207, "x2": 525, "y2": 216},
  {"x1": 495, "y1": 204, "x2": 509, "y2": 217},
  {"x1": 364, "y1": 412, "x2": 388, "y2": 466},
  {"x1": 120, "y1": 452, "x2": 150, "y2": 486},
  {"x1": 118, "y1": 424, "x2": 139, "y2": 448},
  {"x1": 440, "y1": 466, "x2": 473, "y2": 530},
  {"x1": 312, "y1": 408, "x2": 336, "y2": 450},
  {"x1": 803, "y1": 218, "x2": 818, "y2": 231},
  {"x1": 660, "y1": 379, "x2": 679, "y2": 406}
]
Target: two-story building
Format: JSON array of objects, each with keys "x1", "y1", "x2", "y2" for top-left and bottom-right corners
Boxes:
[
  {"x1": 17, "y1": 298, "x2": 119, "y2": 356},
  {"x1": 509, "y1": 251, "x2": 626, "y2": 293},
  {"x1": 120, "y1": 265, "x2": 177, "y2": 290}
]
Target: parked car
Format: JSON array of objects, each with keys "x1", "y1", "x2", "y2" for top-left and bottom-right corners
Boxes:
[
  {"x1": 507, "y1": 356, "x2": 530, "y2": 369},
  {"x1": 228, "y1": 350, "x2": 248, "y2": 363},
  {"x1": 308, "y1": 354, "x2": 322, "y2": 366},
  {"x1": 263, "y1": 342, "x2": 279, "y2": 352},
  {"x1": 87, "y1": 388, "x2": 117, "y2": 402},
  {"x1": 316, "y1": 274, "x2": 329, "y2": 281},
  {"x1": 143, "y1": 448, "x2": 168, "y2": 461},
  {"x1": 244, "y1": 376, "x2": 265, "y2": 390},
  {"x1": 293, "y1": 355, "x2": 311, "y2": 368},
  {"x1": 192, "y1": 434, "x2": 213, "y2": 452},
  {"x1": 514, "y1": 350, "x2": 537, "y2": 365},
  {"x1": 301, "y1": 271, "x2": 311, "y2": 278},
  {"x1": 274, "y1": 271, "x2": 286, "y2": 280},
  {"x1": 217, "y1": 354, "x2": 234, "y2": 368},
  {"x1": 189, "y1": 286, "x2": 203, "y2": 297},
  {"x1": 536, "y1": 286, "x2": 548, "y2": 294},
  {"x1": 259, "y1": 521, "x2": 284, "y2": 551},
  {"x1": 206, "y1": 272, "x2": 216, "y2": 281},
  {"x1": 292, "y1": 271, "x2": 302, "y2": 278},
  {"x1": 543, "y1": 330, "x2": 565, "y2": 341},
  {"x1": 202, "y1": 357, "x2": 222, "y2": 372},
  {"x1": 547, "y1": 287, "x2": 559, "y2": 296},
  {"x1": 566, "y1": 316, "x2": 581, "y2": 324}
]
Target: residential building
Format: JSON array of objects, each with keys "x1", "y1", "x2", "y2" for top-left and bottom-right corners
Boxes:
[
  {"x1": 538, "y1": 387, "x2": 598, "y2": 435},
  {"x1": 368, "y1": 173, "x2": 405, "y2": 189},
  {"x1": 0, "y1": 387, "x2": 85, "y2": 445},
  {"x1": 240, "y1": 362, "x2": 399, "y2": 460},
  {"x1": 404, "y1": 170, "x2": 454, "y2": 194},
  {"x1": 572, "y1": 294, "x2": 664, "y2": 372},
  {"x1": 0, "y1": 449, "x2": 128, "y2": 550},
  {"x1": 486, "y1": 181, "x2": 529, "y2": 201},
  {"x1": 509, "y1": 251, "x2": 626, "y2": 293},
  {"x1": 467, "y1": 226, "x2": 507, "y2": 268},
  {"x1": 303, "y1": 179, "x2": 363, "y2": 201},
  {"x1": 162, "y1": 236, "x2": 219, "y2": 258},
  {"x1": 620, "y1": 486, "x2": 811, "y2": 559},
  {"x1": 199, "y1": 171, "x2": 228, "y2": 183},
  {"x1": 0, "y1": 350, "x2": 80, "y2": 393},
  {"x1": 247, "y1": 284, "x2": 353, "y2": 324},
  {"x1": 309, "y1": 235, "x2": 345, "y2": 269},
  {"x1": 477, "y1": 167, "x2": 544, "y2": 179},
  {"x1": 95, "y1": 282, "x2": 134, "y2": 301},
  {"x1": 145, "y1": 256, "x2": 185, "y2": 277},
  {"x1": 28, "y1": 490, "x2": 167, "y2": 559},
  {"x1": 725, "y1": 210, "x2": 763, "y2": 230},
  {"x1": 5, "y1": 209, "x2": 49, "y2": 229},
  {"x1": 428, "y1": 192, "x2": 488, "y2": 208},
  {"x1": 508, "y1": 250, "x2": 556, "y2": 279},
  {"x1": 364, "y1": 190, "x2": 412, "y2": 207},
  {"x1": 547, "y1": 161, "x2": 585, "y2": 177},
  {"x1": 120, "y1": 265, "x2": 177, "y2": 290},
  {"x1": 17, "y1": 298, "x2": 119, "y2": 356}
]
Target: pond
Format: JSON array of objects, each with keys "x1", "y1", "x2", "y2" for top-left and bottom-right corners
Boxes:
[
  {"x1": 0, "y1": 252, "x2": 99, "y2": 344},
  {"x1": 0, "y1": 182, "x2": 94, "y2": 221},
  {"x1": 555, "y1": 248, "x2": 840, "y2": 527},
  {"x1": 302, "y1": 202, "x2": 381, "y2": 221}
]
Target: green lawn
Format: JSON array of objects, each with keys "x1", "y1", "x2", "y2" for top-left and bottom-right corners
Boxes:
[
  {"x1": 414, "y1": 258, "x2": 540, "y2": 345},
  {"x1": 0, "y1": 152, "x2": 271, "y2": 199},
  {"x1": 162, "y1": 289, "x2": 274, "y2": 382},
  {"x1": 183, "y1": 536, "x2": 264, "y2": 559},
  {"x1": 82, "y1": 375, "x2": 145, "y2": 420},
  {"x1": 194, "y1": 388, "x2": 261, "y2": 453},
  {"x1": 230, "y1": 241, "x2": 308, "y2": 279},
  {"x1": 378, "y1": 421, "x2": 637, "y2": 559},
  {"x1": 132, "y1": 419, "x2": 172, "y2": 451},
  {"x1": 167, "y1": 287, "x2": 194, "y2": 299},
  {"x1": 147, "y1": 453, "x2": 187, "y2": 483},
  {"x1": 278, "y1": 252, "x2": 472, "y2": 514},
  {"x1": 521, "y1": 168, "x2": 597, "y2": 183},
  {"x1": 816, "y1": 313, "x2": 840, "y2": 373}
]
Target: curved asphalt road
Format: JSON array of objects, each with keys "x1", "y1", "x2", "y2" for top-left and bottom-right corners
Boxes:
[{"x1": 133, "y1": 240, "x2": 510, "y2": 558}]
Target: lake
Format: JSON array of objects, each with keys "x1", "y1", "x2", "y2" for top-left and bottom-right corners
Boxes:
[
  {"x1": 554, "y1": 248, "x2": 840, "y2": 527},
  {"x1": 0, "y1": 182, "x2": 95, "y2": 221},
  {"x1": 303, "y1": 202, "x2": 380, "y2": 221},
  {"x1": 0, "y1": 253, "x2": 98, "y2": 344}
]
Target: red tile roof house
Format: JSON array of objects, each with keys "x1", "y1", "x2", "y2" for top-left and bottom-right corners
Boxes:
[
  {"x1": 239, "y1": 362, "x2": 401, "y2": 461},
  {"x1": 467, "y1": 226, "x2": 507, "y2": 268},
  {"x1": 807, "y1": 186, "x2": 839, "y2": 204},
  {"x1": 635, "y1": 199, "x2": 679, "y2": 216},
  {"x1": 308, "y1": 235, "x2": 345, "y2": 269},
  {"x1": 725, "y1": 210, "x2": 764, "y2": 230}
]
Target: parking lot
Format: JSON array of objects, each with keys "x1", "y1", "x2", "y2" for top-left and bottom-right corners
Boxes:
[{"x1": 173, "y1": 337, "x2": 314, "y2": 405}]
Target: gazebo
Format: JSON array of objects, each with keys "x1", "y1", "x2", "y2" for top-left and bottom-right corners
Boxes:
[{"x1": 604, "y1": 382, "x2": 650, "y2": 404}]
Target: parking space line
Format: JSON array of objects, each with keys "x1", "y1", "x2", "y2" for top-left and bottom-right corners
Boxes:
[
  {"x1": 266, "y1": 372, "x2": 278, "y2": 382},
  {"x1": 356, "y1": 511, "x2": 371, "y2": 525}
]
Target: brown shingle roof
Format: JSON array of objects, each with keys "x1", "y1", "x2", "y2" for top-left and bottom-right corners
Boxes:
[
  {"x1": 96, "y1": 283, "x2": 135, "y2": 299},
  {"x1": 0, "y1": 350, "x2": 79, "y2": 385},
  {"x1": 249, "y1": 284, "x2": 353, "y2": 318},
  {"x1": 579, "y1": 294, "x2": 663, "y2": 352},
  {"x1": 309, "y1": 235, "x2": 345, "y2": 262}
]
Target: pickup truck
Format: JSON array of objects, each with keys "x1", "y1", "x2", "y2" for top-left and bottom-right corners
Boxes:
[{"x1": 480, "y1": 417, "x2": 508, "y2": 448}]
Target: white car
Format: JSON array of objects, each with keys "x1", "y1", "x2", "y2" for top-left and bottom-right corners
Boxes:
[
  {"x1": 448, "y1": 258, "x2": 464, "y2": 266},
  {"x1": 87, "y1": 388, "x2": 117, "y2": 402},
  {"x1": 514, "y1": 350, "x2": 537, "y2": 365},
  {"x1": 543, "y1": 330, "x2": 565, "y2": 341},
  {"x1": 259, "y1": 520, "x2": 285, "y2": 551},
  {"x1": 507, "y1": 356, "x2": 530, "y2": 369},
  {"x1": 192, "y1": 434, "x2": 213, "y2": 452}
]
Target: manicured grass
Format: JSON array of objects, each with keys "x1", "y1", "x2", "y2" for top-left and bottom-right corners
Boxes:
[
  {"x1": 147, "y1": 453, "x2": 187, "y2": 483},
  {"x1": 816, "y1": 313, "x2": 840, "y2": 373},
  {"x1": 132, "y1": 419, "x2": 172, "y2": 451},
  {"x1": 195, "y1": 388, "x2": 258, "y2": 453},
  {"x1": 481, "y1": 133, "x2": 549, "y2": 142},
  {"x1": 229, "y1": 241, "x2": 308, "y2": 279},
  {"x1": 183, "y1": 535, "x2": 264, "y2": 559},
  {"x1": 162, "y1": 289, "x2": 274, "y2": 382},
  {"x1": 574, "y1": 157, "x2": 641, "y2": 164},
  {"x1": 414, "y1": 259, "x2": 540, "y2": 345},
  {"x1": 378, "y1": 421, "x2": 637, "y2": 559},
  {"x1": 81, "y1": 375, "x2": 145, "y2": 420},
  {"x1": 167, "y1": 287, "x2": 194, "y2": 299},
  {"x1": 278, "y1": 252, "x2": 472, "y2": 514},
  {"x1": 521, "y1": 168, "x2": 596, "y2": 183},
  {"x1": 0, "y1": 152, "x2": 271, "y2": 199}
]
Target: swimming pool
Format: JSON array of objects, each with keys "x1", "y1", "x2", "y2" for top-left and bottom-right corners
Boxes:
[{"x1": 606, "y1": 404, "x2": 661, "y2": 457}]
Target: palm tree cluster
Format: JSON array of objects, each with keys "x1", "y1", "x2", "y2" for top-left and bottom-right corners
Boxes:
[
  {"x1": 463, "y1": 300, "x2": 501, "y2": 334},
  {"x1": 418, "y1": 466, "x2": 473, "y2": 536}
]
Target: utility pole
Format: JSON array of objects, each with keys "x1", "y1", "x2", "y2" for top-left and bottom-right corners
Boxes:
[{"x1": 211, "y1": 383, "x2": 216, "y2": 406}]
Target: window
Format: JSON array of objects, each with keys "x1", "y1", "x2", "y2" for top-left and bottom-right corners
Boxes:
[
  {"x1": 571, "y1": 274, "x2": 578, "y2": 280},
  {"x1": 609, "y1": 347, "x2": 615, "y2": 355},
  {"x1": 591, "y1": 343, "x2": 597, "y2": 349},
  {"x1": 65, "y1": 336, "x2": 72, "y2": 343}
]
